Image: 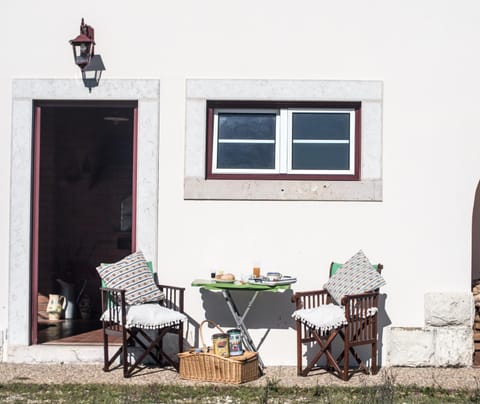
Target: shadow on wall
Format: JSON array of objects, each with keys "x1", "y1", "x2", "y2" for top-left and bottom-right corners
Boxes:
[
  {"x1": 377, "y1": 294, "x2": 392, "y2": 365},
  {"x1": 190, "y1": 286, "x2": 391, "y2": 368},
  {"x1": 472, "y1": 180, "x2": 480, "y2": 283},
  {"x1": 190, "y1": 288, "x2": 295, "y2": 349}
]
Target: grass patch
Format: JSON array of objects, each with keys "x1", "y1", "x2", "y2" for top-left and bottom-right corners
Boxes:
[{"x1": 0, "y1": 382, "x2": 480, "y2": 403}]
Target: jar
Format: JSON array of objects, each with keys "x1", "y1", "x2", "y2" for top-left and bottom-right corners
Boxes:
[
  {"x1": 227, "y1": 329, "x2": 243, "y2": 356},
  {"x1": 212, "y1": 333, "x2": 229, "y2": 357}
]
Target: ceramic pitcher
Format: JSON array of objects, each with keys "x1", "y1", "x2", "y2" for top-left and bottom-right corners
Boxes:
[
  {"x1": 57, "y1": 279, "x2": 75, "y2": 319},
  {"x1": 46, "y1": 294, "x2": 66, "y2": 320}
]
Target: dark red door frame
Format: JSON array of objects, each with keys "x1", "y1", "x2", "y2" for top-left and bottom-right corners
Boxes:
[
  {"x1": 31, "y1": 106, "x2": 42, "y2": 345},
  {"x1": 131, "y1": 107, "x2": 138, "y2": 252},
  {"x1": 30, "y1": 101, "x2": 138, "y2": 344}
]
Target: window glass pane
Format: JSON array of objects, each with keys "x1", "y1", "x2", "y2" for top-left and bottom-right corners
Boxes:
[
  {"x1": 292, "y1": 143, "x2": 350, "y2": 170},
  {"x1": 217, "y1": 143, "x2": 275, "y2": 169},
  {"x1": 218, "y1": 113, "x2": 276, "y2": 140},
  {"x1": 292, "y1": 112, "x2": 350, "y2": 140}
]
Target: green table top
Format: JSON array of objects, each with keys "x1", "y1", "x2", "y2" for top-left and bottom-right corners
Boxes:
[{"x1": 191, "y1": 279, "x2": 292, "y2": 292}]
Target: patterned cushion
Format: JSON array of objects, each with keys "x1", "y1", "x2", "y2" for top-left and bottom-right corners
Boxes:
[
  {"x1": 96, "y1": 251, "x2": 165, "y2": 305},
  {"x1": 324, "y1": 250, "x2": 385, "y2": 305}
]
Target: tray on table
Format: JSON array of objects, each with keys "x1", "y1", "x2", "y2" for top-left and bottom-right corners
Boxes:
[{"x1": 247, "y1": 275, "x2": 297, "y2": 286}]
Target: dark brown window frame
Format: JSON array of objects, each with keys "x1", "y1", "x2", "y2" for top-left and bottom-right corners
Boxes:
[{"x1": 206, "y1": 100, "x2": 361, "y2": 181}]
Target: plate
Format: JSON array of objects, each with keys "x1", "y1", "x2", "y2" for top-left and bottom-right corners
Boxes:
[{"x1": 214, "y1": 279, "x2": 236, "y2": 283}]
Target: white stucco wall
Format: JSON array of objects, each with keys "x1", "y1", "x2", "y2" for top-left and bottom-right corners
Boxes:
[{"x1": 2, "y1": 1, "x2": 480, "y2": 365}]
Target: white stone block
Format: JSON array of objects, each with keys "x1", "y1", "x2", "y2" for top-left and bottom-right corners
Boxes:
[
  {"x1": 186, "y1": 79, "x2": 383, "y2": 101},
  {"x1": 387, "y1": 326, "x2": 473, "y2": 367},
  {"x1": 433, "y1": 326, "x2": 473, "y2": 367},
  {"x1": 387, "y1": 327, "x2": 434, "y2": 366},
  {"x1": 7, "y1": 344, "x2": 103, "y2": 364},
  {"x1": 425, "y1": 292, "x2": 474, "y2": 327},
  {"x1": 0, "y1": 330, "x2": 3, "y2": 361}
]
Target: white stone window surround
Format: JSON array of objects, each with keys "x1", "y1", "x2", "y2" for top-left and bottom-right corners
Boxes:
[
  {"x1": 185, "y1": 79, "x2": 383, "y2": 201},
  {"x1": 9, "y1": 79, "x2": 160, "y2": 347}
]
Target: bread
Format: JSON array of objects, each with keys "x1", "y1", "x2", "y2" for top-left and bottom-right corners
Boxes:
[{"x1": 216, "y1": 273, "x2": 235, "y2": 281}]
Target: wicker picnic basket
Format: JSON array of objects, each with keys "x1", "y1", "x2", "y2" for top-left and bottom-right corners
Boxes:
[{"x1": 178, "y1": 320, "x2": 259, "y2": 384}]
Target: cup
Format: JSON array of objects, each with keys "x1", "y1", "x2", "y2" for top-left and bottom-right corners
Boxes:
[{"x1": 253, "y1": 267, "x2": 261, "y2": 278}]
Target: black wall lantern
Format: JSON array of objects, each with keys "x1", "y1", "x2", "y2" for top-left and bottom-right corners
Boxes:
[{"x1": 69, "y1": 18, "x2": 106, "y2": 92}]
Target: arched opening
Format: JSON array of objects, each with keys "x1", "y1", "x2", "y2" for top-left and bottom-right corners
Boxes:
[{"x1": 471, "y1": 180, "x2": 480, "y2": 365}]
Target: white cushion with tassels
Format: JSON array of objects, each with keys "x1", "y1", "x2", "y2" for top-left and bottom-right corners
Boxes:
[
  {"x1": 101, "y1": 303, "x2": 186, "y2": 329},
  {"x1": 292, "y1": 304, "x2": 347, "y2": 335}
]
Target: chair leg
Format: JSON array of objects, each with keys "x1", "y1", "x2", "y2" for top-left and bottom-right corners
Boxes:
[
  {"x1": 102, "y1": 324, "x2": 109, "y2": 372},
  {"x1": 128, "y1": 331, "x2": 165, "y2": 375},
  {"x1": 104, "y1": 323, "x2": 184, "y2": 378},
  {"x1": 175, "y1": 323, "x2": 184, "y2": 371},
  {"x1": 127, "y1": 326, "x2": 184, "y2": 375},
  {"x1": 179, "y1": 323, "x2": 184, "y2": 353},
  {"x1": 342, "y1": 341, "x2": 349, "y2": 381},
  {"x1": 160, "y1": 332, "x2": 182, "y2": 370},
  {"x1": 302, "y1": 331, "x2": 340, "y2": 376},
  {"x1": 102, "y1": 324, "x2": 125, "y2": 373},
  {"x1": 371, "y1": 341, "x2": 378, "y2": 374},
  {"x1": 122, "y1": 326, "x2": 129, "y2": 378},
  {"x1": 296, "y1": 321, "x2": 303, "y2": 376}
]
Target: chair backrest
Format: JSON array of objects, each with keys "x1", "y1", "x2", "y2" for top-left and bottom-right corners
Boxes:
[{"x1": 329, "y1": 262, "x2": 383, "y2": 278}]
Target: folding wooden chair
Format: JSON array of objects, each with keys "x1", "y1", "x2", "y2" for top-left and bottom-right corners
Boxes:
[
  {"x1": 292, "y1": 262, "x2": 383, "y2": 381},
  {"x1": 101, "y1": 283, "x2": 185, "y2": 378}
]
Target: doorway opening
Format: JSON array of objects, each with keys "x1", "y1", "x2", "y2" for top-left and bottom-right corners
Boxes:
[
  {"x1": 32, "y1": 101, "x2": 137, "y2": 344},
  {"x1": 472, "y1": 180, "x2": 480, "y2": 365}
]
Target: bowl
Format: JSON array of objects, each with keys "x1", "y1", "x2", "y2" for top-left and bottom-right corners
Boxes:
[{"x1": 266, "y1": 272, "x2": 282, "y2": 281}]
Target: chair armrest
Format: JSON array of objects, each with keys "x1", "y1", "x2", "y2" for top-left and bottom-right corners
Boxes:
[
  {"x1": 100, "y1": 287, "x2": 127, "y2": 325},
  {"x1": 341, "y1": 290, "x2": 379, "y2": 320},
  {"x1": 100, "y1": 286, "x2": 126, "y2": 307},
  {"x1": 291, "y1": 289, "x2": 331, "y2": 310},
  {"x1": 157, "y1": 284, "x2": 185, "y2": 313}
]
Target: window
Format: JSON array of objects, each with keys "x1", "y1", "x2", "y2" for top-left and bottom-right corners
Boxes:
[
  {"x1": 213, "y1": 109, "x2": 279, "y2": 173},
  {"x1": 207, "y1": 102, "x2": 360, "y2": 180},
  {"x1": 185, "y1": 79, "x2": 382, "y2": 201}
]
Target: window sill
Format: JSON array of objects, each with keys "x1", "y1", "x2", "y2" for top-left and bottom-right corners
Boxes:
[
  {"x1": 184, "y1": 176, "x2": 382, "y2": 201},
  {"x1": 207, "y1": 173, "x2": 359, "y2": 181}
]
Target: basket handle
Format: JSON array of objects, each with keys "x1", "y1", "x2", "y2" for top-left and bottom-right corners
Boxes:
[{"x1": 199, "y1": 319, "x2": 226, "y2": 351}]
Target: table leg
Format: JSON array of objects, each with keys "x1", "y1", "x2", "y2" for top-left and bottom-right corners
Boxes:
[{"x1": 222, "y1": 290, "x2": 265, "y2": 372}]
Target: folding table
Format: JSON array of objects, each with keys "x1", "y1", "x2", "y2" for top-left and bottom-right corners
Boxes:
[{"x1": 191, "y1": 279, "x2": 294, "y2": 372}]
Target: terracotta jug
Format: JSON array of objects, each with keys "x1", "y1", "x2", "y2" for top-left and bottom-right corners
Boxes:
[{"x1": 46, "y1": 294, "x2": 66, "y2": 320}]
